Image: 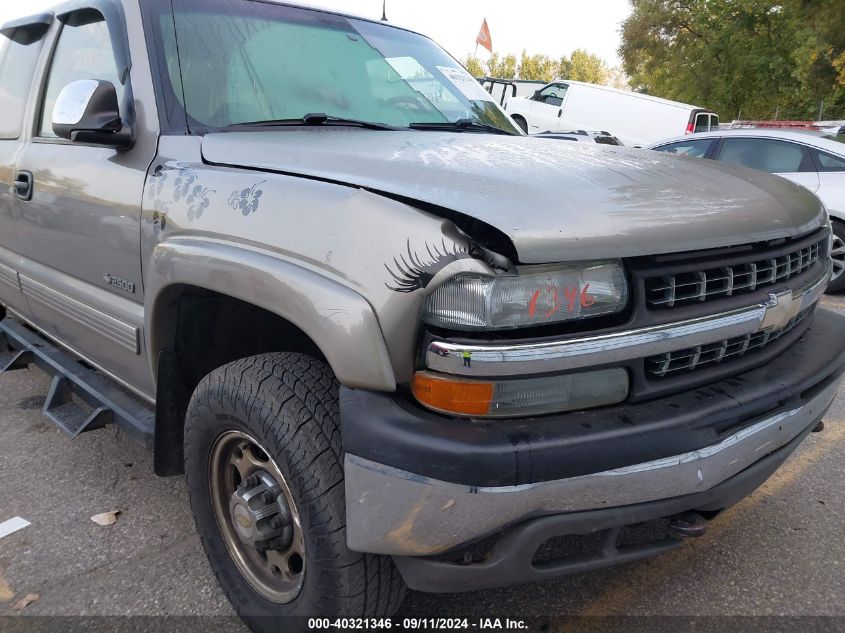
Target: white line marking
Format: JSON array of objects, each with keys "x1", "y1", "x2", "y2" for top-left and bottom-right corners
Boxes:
[{"x1": 0, "y1": 517, "x2": 30, "y2": 539}]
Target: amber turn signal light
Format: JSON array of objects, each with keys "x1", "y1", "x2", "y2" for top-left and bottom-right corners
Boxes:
[
  {"x1": 412, "y1": 372, "x2": 494, "y2": 416},
  {"x1": 412, "y1": 368, "x2": 629, "y2": 418}
]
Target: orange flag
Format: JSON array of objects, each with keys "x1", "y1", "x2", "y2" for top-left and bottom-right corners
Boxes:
[{"x1": 476, "y1": 18, "x2": 493, "y2": 54}]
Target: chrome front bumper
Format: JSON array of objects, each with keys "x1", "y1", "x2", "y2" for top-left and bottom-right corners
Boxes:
[
  {"x1": 426, "y1": 265, "x2": 830, "y2": 377},
  {"x1": 344, "y1": 378, "x2": 838, "y2": 556}
]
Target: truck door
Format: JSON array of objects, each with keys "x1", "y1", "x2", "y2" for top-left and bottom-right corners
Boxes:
[
  {"x1": 527, "y1": 83, "x2": 569, "y2": 134},
  {"x1": 0, "y1": 17, "x2": 48, "y2": 315},
  {"x1": 13, "y1": 6, "x2": 158, "y2": 396}
]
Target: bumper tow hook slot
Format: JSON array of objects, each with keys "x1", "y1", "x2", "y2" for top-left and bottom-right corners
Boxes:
[{"x1": 668, "y1": 512, "x2": 709, "y2": 538}]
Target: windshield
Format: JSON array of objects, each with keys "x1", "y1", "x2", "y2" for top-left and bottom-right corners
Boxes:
[{"x1": 151, "y1": 0, "x2": 519, "y2": 134}]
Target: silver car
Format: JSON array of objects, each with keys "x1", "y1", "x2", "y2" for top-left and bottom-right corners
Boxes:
[{"x1": 650, "y1": 129, "x2": 845, "y2": 291}]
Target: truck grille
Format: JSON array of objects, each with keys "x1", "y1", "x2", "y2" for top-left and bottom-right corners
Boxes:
[
  {"x1": 645, "y1": 239, "x2": 823, "y2": 308},
  {"x1": 646, "y1": 306, "x2": 814, "y2": 378}
]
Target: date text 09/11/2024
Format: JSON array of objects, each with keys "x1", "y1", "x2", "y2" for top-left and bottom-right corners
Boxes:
[{"x1": 307, "y1": 618, "x2": 529, "y2": 630}]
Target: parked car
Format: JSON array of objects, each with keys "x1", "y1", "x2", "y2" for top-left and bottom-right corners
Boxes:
[
  {"x1": 504, "y1": 79, "x2": 719, "y2": 145},
  {"x1": 535, "y1": 130, "x2": 623, "y2": 145},
  {"x1": 2, "y1": 1, "x2": 844, "y2": 630},
  {"x1": 650, "y1": 130, "x2": 845, "y2": 292}
]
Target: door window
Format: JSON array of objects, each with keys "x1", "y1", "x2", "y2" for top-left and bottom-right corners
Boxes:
[
  {"x1": 37, "y1": 12, "x2": 123, "y2": 138},
  {"x1": 812, "y1": 149, "x2": 845, "y2": 172},
  {"x1": 0, "y1": 33, "x2": 45, "y2": 139},
  {"x1": 536, "y1": 83, "x2": 567, "y2": 107},
  {"x1": 717, "y1": 138, "x2": 809, "y2": 174},
  {"x1": 652, "y1": 138, "x2": 715, "y2": 158}
]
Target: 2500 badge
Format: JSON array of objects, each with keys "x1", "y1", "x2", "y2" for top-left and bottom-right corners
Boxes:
[{"x1": 101, "y1": 273, "x2": 136, "y2": 294}]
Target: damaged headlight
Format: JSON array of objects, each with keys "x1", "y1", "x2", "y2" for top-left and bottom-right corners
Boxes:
[{"x1": 422, "y1": 261, "x2": 628, "y2": 330}]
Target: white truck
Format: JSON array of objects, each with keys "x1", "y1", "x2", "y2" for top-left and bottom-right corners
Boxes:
[{"x1": 505, "y1": 79, "x2": 719, "y2": 146}]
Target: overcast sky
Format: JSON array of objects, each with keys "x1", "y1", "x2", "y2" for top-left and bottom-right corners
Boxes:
[{"x1": 0, "y1": 0, "x2": 632, "y2": 66}]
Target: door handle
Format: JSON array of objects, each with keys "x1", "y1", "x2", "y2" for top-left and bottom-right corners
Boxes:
[
  {"x1": 558, "y1": 109, "x2": 562, "y2": 117},
  {"x1": 14, "y1": 171, "x2": 33, "y2": 201}
]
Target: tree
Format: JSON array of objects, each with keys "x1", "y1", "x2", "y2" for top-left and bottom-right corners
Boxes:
[
  {"x1": 567, "y1": 49, "x2": 609, "y2": 84},
  {"x1": 619, "y1": 0, "x2": 845, "y2": 120},
  {"x1": 517, "y1": 50, "x2": 557, "y2": 82},
  {"x1": 488, "y1": 52, "x2": 518, "y2": 79},
  {"x1": 557, "y1": 56, "x2": 572, "y2": 80},
  {"x1": 463, "y1": 55, "x2": 485, "y2": 78}
]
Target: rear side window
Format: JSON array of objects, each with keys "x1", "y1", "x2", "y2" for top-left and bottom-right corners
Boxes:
[
  {"x1": 812, "y1": 149, "x2": 845, "y2": 172},
  {"x1": 717, "y1": 138, "x2": 810, "y2": 174},
  {"x1": 0, "y1": 33, "x2": 45, "y2": 139},
  {"x1": 694, "y1": 113, "x2": 710, "y2": 133},
  {"x1": 652, "y1": 138, "x2": 714, "y2": 158}
]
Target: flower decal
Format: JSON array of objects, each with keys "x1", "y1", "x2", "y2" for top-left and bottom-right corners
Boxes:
[
  {"x1": 146, "y1": 170, "x2": 168, "y2": 199},
  {"x1": 227, "y1": 180, "x2": 266, "y2": 216},
  {"x1": 173, "y1": 169, "x2": 198, "y2": 202},
  {"x1": 186, "y1": 185, "x2": 215, "y2": 221}
]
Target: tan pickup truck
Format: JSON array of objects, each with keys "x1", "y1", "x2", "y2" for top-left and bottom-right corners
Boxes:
[{"x1": 1, "y1": 0, "x2": 843, "y2": 630}]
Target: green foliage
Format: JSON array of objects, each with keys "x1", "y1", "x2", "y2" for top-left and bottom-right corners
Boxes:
[
  {"x1": 517, "y1": 50, "x2": 558, "y2": 81},
  {"x1": 620, "y1": 0, "x2": 845, "y2": 120},
  {"x1": 565, "y1": 49, "x2": 609, "y2": 83},
  {"x1": 465, "y1": 50, "x2": 624, "y2": 87},
  {"x1": 488, "y1": 52, "x2": 518, "y2": 79},
  {"x1": 463, "y1": 55, "x2": 486, "y2": 78}
]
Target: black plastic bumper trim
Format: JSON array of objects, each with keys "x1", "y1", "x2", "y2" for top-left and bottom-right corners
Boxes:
[{"x1": 341, "y1": 308, "x2": 845, "y2": 487}]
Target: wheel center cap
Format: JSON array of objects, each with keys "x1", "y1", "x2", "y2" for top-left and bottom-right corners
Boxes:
[
  {"x1": 233, "y1": 505, "x2": 254, "y2": 531},
  {"x1": 228, "y1": 470, "x2": 292, "y2": 550}
]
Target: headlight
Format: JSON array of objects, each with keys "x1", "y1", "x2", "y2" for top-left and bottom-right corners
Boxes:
[{"x1": 422, "y1": 261, "x2": 628, "y2": 330}]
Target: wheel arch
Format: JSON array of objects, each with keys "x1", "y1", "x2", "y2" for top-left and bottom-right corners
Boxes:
[
  {"x1": 510, "y1": 113, "x2": 528, "y2": 133},
  {"x1": 145, "y1": 238, "x2": 396, "y2": 475}
]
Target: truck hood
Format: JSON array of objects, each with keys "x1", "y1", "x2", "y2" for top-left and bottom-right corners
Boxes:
[{"x1": 201, "y1": 129, "x2": 825, "y2": 263}]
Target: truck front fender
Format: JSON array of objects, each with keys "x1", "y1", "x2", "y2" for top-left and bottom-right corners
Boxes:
[{"x1": 144, "y1": 237, "x2": 397, "y2": 392}]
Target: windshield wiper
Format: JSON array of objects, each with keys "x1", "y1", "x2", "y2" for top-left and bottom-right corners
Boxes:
[
  {"x1": 225, "y1": 113, "x2": 399, "y2": 131},
  {"x1": 409, "y1": 118, "x2": 517, "y2": 135}
]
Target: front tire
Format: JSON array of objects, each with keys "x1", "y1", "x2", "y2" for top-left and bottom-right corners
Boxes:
[
  {"x1": 512, "y1": 115, "x2": 528, "y2": 134},
  {"x1": 184, "y1": 352, "x2": 406, "y2": 631},
  {"x1": 827, "y1": 220, "x2": 845, "y2": 294}
]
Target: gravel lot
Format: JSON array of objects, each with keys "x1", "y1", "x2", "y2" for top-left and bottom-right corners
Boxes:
[{"x1": 1, "y1": 298, "x2": 844, "y2": 630}]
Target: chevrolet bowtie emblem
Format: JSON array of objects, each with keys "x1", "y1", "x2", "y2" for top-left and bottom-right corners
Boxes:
[{"x1": 761, "y1": 290, "x2": 803, "y2": 331}]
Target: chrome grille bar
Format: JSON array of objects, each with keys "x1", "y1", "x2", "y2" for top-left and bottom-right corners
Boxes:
[
  {"x1": 645, "y1": 306, "x2": 813, "y2": 378},
  {"x1": 646, "y1": 239, "x2": 824, "y2": 308}
]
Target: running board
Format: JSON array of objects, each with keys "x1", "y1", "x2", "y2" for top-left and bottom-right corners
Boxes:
[{"x1": 0, "y1": 318, "x2": 154, "y2": 447}]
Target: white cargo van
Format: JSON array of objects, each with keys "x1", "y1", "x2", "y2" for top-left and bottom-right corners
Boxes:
[{"x1": 504, "y1": 79, "x2": 719, "y2": 146}]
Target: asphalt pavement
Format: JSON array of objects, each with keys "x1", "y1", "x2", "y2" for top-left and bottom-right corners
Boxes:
[{"x1": 1, "y1": 298, "x2": 844, "y2": 630}]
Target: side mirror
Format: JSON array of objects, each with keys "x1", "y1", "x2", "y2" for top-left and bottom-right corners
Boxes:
[
  {"x1": 52, "y1": 79, "x2": 133, "y2": 149},
  {"x1": 532, "y1": 90, "x2": 541, "y2": 100}
]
